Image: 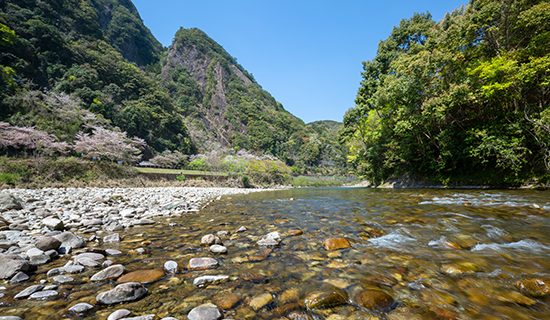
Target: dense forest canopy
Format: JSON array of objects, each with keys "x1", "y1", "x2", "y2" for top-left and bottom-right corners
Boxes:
[{"x1": 341, "y1": 0, "x2": 550, "y2": 185}]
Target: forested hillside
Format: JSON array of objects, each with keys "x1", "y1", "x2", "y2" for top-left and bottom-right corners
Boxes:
[
  {"x1": 342, "y1": 0, "x2": 550, "y2": 185},
  {"x1": 0, "y1": 0, "x2": 345, "y2": 174}
]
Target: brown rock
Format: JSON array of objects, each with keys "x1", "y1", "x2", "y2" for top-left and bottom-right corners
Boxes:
[
  {"x1": 515, "y1": 278, "x2": 550, "y2": 298},
  {"x1": 213, "y1": 292, "x2": 241, "y2": 310},
  {"x1": 117, "y1": 269, "x2": 164, "y2": 284},
  {"x1": 354, "y1": 289, "x2": 395, "y2": 312},
  {"x1": 288, "y1": 229, "x2": 304, "y2": 236},
  {"x1": 304, "y1": 286, "x2": 348, "y2": 309},
  {"x1": 323, "y1": 238, "x2": 351, "y2": 251},
  {"x1": 280, "y1": 288, "x2": 301, "y2": 304},
  {"x1": 249, "y1": 292, "x2": 273, "y2": 311}
]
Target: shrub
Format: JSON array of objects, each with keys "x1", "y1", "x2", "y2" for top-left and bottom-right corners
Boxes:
[
  {"x1": 187, "y1": 157, "x2": 208, "y2": 171},
  {"x1": 245, "y1": 159, "x2": 291, "y2": 185},
  {"x1": 176, "y1": 174, "x2": 186, "y2": 182},
  {"x1": 0, "y1": 172, "x2": 20, "y2": 185}
]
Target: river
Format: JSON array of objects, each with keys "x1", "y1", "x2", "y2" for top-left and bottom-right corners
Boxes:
[{"x1": 4, "y1": 188, "x2": 550, "y2": 319}]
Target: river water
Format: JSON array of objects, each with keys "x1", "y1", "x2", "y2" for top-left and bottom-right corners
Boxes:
[{"x1": 4, "y1": 188, "x2": 550, "y2": 319}]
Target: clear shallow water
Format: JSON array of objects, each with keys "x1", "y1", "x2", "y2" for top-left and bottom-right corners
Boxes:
[{"x1": 3, "y1": 188, "x2": 550, "y2": 319}]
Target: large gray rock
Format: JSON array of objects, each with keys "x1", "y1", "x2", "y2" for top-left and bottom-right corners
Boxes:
[
  {"x1": 91, "y1": 264, "x2": 125, "y2": 281},
  {"x1": 42, "y1": 217, "x2": 64, "y2": 231},
  {"x1": 73, "y1": 252, "x2": 104, "y2": 267},
  {"x1": 188, "y1": 257, "x2": 218, "y2": 270},
  {"x1": 257, "y1": 232, "x2": 281, "y2": 246},
  {"x1": 0, "y1": 255, "x2": 30, "y2": 279},
  {"x1": 107, "y1": 309, "x2": 131, "y2": 320},
  {"x1": 119, "y1": 316, "x2": 155, "y2": 320},
  {"x1": 54, "y1": 232, "x2": 85, "y2": 253},
  {"x1": 35, "y1": 236, "x2": 61, "y2": 251},
  {"x1": 193, "y1": 275, "x2": 229, "y2": 288},
  {"x1": 28, "y1": 290, "x2": 59, "y2": 300},
  {"x1": 96, "y1": 282, "x2": 147, "y2": 305},
  {"x1": 68, "y1": 302, "x2": 94, "y2": 314},
  {"x1": 0, "y1": 193, "x2": 22, "y2": 212},
  {"x1": 187, "y1": 303, "x2": 222, "y2": 320},
  {"x1": 14, "y1": 284, "x2": 44, "y2": 299}
]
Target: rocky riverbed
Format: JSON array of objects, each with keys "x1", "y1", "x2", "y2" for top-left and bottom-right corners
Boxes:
[
  {"x1": 0, "y1": 188, "x2": 549, "y2": 320},
  {"x1": 0, "y1": 187, "x2": 263, "y2": 319}
]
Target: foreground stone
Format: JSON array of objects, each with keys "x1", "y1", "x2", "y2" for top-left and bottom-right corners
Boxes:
[
  {"x1": 91, "y1": 264, "x2": 125, "y2": 281},
  {"x1": 354, "y1": 289, "x2": 395, "y2": 311},
  {"x1": 107, "y1": 309, "x2": 132, "y2": 320},
  {"x1": 249, "y1": 293, "x2": 273, "y2": 311},
  {"x1": 164, "y1": 260, "x2": 178, "y2": 274},
  {"x1": 0, "y1": 193, "x2": 22, "y2": 212},
  {"x1": 68, "y1": 302, "x2": 94, "y2": 314},
  {"x1": 0, "y1": 255, "x2": 30, "y2": 279},
  {"x1": 323, "y1": 237, "x2": 351, "y2": 251},
  {"x1": 209, "y1": 244, "x2": 227, "y2": 254},
  {"x1": 187, "y1": 303, "x2": 222, "y2": 320},
  {"x1": 34, "y1": 236, "x2": 61, "y2": 251},
  {"x1": 304, "y1": 287, "x2": 348, "y2": 309},
  {"x1": 117, "y1": 269, "x2": 164, "y2": 284},
  {"x1": 28, "y1": 290, "x2": 59, "y2": 300},
  {"x1": 257, "y1": 232, "x2": 281, "y2": 246},
  {"x1": 201, "y1": 234, "x2": 222, "y2": 245},
  {"x1": 515, "y1": 278, "x2": 550, "y2": 297},
  {"x1": 193, "y1": 275, "x2": 230, "y2": 287},
  {"x1": 96, "y1": 282, "x2": 147, "y2": 305},
  {"x1": 188, "y1": 258, "x2": 218, "y2": 270},
  {"x1": 54, "y1": 232, "x2": 85, "y2": 253},
  {"x1": 42, "y1": 217, "x2": 64, "y2": 231},
  {"x1": 14, "y1": 285, "x2": 44, "y2": 299}
]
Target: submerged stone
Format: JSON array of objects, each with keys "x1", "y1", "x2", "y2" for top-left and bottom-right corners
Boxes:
[
  {"x1": 187, "y1": 303, "x2": 222, "y2": 320},
  {"x1": 96, "y1": 282, "x2": 147, "y2": 305},
  {"x1": 304, "y1": 286, "x2": 348, "y2": 309},
  {"x1": 515, "y1": 278, "x2": 550, "y2": 298},
  {"x1": 353, "y1": 289, "x2": 395, "y2": 312},
  {"x1": 323, "y1": 237, "x2": 351, "y2": 251},
  {"x1": 117, "y1": 269, "x2": 164, "y2": 284}
]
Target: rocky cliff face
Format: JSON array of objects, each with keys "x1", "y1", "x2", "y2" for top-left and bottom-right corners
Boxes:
[{"x1": 161, "y1": 28, "x2": 305, "y2": 155}]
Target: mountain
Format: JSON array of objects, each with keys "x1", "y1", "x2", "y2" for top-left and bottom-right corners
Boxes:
[
  {"x1": 0, "y1": 0, "x2": 193, "y2": 153},
  {"x1": 161, "y1": 28, "x2": 305, "y2": 155},
  {"x1": 0, "y1": 0, "x2": 346, "y2": 172}
]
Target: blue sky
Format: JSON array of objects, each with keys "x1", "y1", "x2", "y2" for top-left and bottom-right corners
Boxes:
[{"x1": 133, "y1": 0, "x2": 467, "y2": 123}]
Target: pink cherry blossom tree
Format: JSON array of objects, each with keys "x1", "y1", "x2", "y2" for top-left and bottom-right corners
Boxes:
[
  {"x1": 0, "y1": 122, "x2": 70, "y2": 156},
  {"x1": 74, "y1": 126, "x2": 146, "y2": 163}
]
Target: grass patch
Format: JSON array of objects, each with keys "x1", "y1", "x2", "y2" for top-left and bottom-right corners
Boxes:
[
  {"x1": 134, "y1": 167, "x2": 228, "y2": 177},
  {"x1": 291, "y1": 175, "x2": 348, "y2": 187}
]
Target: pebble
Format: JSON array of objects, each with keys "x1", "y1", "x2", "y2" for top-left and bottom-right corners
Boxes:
[
  {"x1": 209, "y1": 244, "x2": 227, "y2": 254},
  {"x1": 103, "y1": 233, "x2": 121, "y2": 243},
  {"x1": 249, "y1": 293, "x2": 273, "y2": 311},
  {"x1": 323, "y1": 237, "x2": 351, "y2": 251},
  {"x1": 14, "y1": 284, "x2": 44, "y2": 299},
  {"x1": 117, "y1": 269, "x2": 164, "y2": 284},
  {"x1": 42, "y1": 217, "x2": 64, "y2": 231},
  {"x1": 257, "y1": 232, "x2": 281, "y2": 246},
  {"x1": 9, "y1": 271, "x2": 29, "y2": 284},
  {"x1": 28, "y1": 290, "x2": 59, "y2": 300},
  {"x1": 188, "y1": 257, "x2": 219, "y2": 270},
  {"x1": 164, "y1": 260, "x2": 178, "y2": 274},
  {"x1": 96, "y1": 282, "x2": 147, "y2": 304},
  {"x1": 187, "y1": 303, "x2": 222, "y2": 320},
  {"x1": 91, "y1": 264, "x2": 125, "y2": 281},
  {"x1": 52, "y1": 275, "x2": 74, "y2": 284},
  {"x1": 193, "y1": 275, "x2": 230, "y2": 287},
  {"x1": 68, "y1": 302, "x2": 94, "y2": 314},
  {"x1": 201, "y1": 234, "x2": 222, "y2": 245},
  {"x1": 108, "y1": 309, "x2": 132, "y2": 320}
]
